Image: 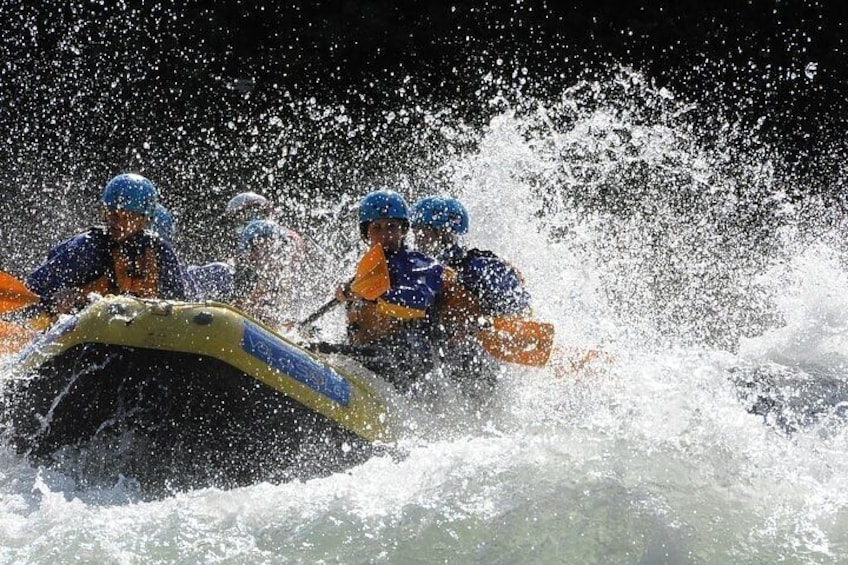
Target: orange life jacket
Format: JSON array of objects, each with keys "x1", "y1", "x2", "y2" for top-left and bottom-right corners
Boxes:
[
  {"x1": 81, "y1": 244, "x2": 160, "y2": 299},
  {"x1": 346, "y1": 276, "x2": 444, "y2": 347},
  {"x1": 436, "y1": 267, "x2": 485, "y2": 337}
]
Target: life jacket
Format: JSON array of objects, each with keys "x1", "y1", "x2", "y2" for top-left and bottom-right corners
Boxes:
[
  {"x1": 81, "y1": 243, "x2": 159, "y2": 298},
  {"x1": 454, "y1": 248, "x2": 531, "y2": 317},
  {"x1": 80, "y1": 231, "x2": 161, "y2": 300},
  {"x1": 346, "y1": 248, "x2": 442, "y2": 347},
  {"x1": 347, "y1": 293, "x2": 434, "y2": 346},
  {"x1": 436, "y1": 266, "x2": 483, "y2": 331},
  {"x1": 438, "y1": 247, "x2": 530, "y2": 333},
  {"x1": 347, "y1": 300, "x2": 407, "y2": 346},
  {"x1": 0, "y1": 319, "x2": 36, "y2": 355}
]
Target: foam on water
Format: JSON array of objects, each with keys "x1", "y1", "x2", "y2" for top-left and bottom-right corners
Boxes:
[{"x1": 4, "y1": 71, "x2": 848, "y2": 562}]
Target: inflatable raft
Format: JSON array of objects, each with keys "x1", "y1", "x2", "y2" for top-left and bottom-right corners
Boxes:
[{"x1": 0, "y1": 296, "x2": 415, "y2": 493}]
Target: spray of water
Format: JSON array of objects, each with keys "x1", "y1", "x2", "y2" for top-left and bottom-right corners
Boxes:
[{"x1": 4, "y1": 69, "x2": 848, "y2": 562}]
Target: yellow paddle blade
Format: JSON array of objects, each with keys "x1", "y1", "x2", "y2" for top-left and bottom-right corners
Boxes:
[
  {"x1": 350, "y1": 244, "x2": 390, "y2": 301},
  {"x1": 477, "y1": 316, "x2": 555, "y2": 367},
  {"x1": 0, "y1": 319, "x2": 35, "y2": 356},
  {"x1": 0, "y1": 271, "x2": 41, "y2": 313}
]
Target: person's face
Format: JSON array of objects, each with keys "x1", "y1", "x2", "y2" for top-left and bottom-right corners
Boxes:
[
  {"x1": 242, "y1": 236, "x2": 287, "y2": 270},
  {"x1": 103, "y1": 207, "x2": 149, "y2": 242},
  {"x1": 412, "y1": 225, "x2": 449, "y2": 257},
  {"x1": 366, "y1": 218, "x2": 407, "y2": 252}
]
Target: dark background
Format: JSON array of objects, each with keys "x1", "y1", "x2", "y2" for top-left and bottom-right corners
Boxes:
[{"x1": 1, "y1": 0, "x2": 847, "y2": 267}]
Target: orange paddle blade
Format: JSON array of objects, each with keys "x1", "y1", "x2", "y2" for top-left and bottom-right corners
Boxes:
[
  {"x1": 477, "y1": 316, "x2": 555, "y2": 367},
  {"x1": 550, "y1": 346, "x2": 607, "y2": 378},
  {"x1": 350, "y1": 244, "x2": 390, "y2": 301},
  {"x1": 0, "y1": 319, "x2": 35, "y2": 356},
  {"x1": 0, "y1": 271, "x2": 41, "y2": 313}
]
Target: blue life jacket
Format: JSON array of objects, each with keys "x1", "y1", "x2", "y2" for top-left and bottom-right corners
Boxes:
[
  {"x1": 381, "y1": 246, "x2": 445, "y2": 314},
  {"x1": 345, "y1": 245, "x2": 444, "y2": 388},
  {"x1": 441, "y1": 244, "x2": 531, "y2": 317}
]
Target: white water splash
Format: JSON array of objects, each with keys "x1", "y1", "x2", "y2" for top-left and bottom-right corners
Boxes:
[{"x1": 4, "y1": 71, "x2": 848, "y2": 562}]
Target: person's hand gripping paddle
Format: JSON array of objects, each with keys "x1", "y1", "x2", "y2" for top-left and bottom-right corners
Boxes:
[{"x1": 298, "y1": 244, "x2": 391, "y2": 330}]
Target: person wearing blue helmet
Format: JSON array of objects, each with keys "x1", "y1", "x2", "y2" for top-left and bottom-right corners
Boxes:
[
  {"x1": 188, "y1": 219, "x2": 299, "y2": 328},
  {"x1": 26, "y1": 173, "x2": 187, "y2": 319},
  {"x1": 412, "y1": 196, "x2": 530, "y2": 317},
  {"x1": 221, "y1": 189, "x2": 314, "y2": 273},
  {"x1": 328, "y1": 189, "x2": 445, "y2": 392},
  {"x1": 224, "y1": 191, "x2": 273, "y2": 235},
  {"x1": 411, "y1": 195, "x2": 531, "y2": 391}
]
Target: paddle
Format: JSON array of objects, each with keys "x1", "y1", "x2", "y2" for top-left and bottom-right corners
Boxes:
[
  {"x1": 476, "y1": 316, "x2": 555, "y2": 367},
  {"x1": 0, "y1": 271, "x2": 41, "y2": 313},
  {"x1": 297, "y1": 244, "x2": 391, "y2": 329},
  {"x1": 0, "y1": 271, "x2": 41, "y2": 355},
  {"x1": 0, "y1": 319, "x2": 36, "y2": 356},
  {"x1": 549, "y1": 346, "x2": 613, "y2": 378},
  {"x1": 296, "y1": 247, "x2": 554, "y2": 367}
]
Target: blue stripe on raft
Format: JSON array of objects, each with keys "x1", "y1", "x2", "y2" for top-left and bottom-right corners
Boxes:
[{"x1": 241, "y1": 321, "x2": 351, "y2": 407}]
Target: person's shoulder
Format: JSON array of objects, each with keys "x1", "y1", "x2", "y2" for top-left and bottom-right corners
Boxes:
[
  {"x1": 394, "y1": 246, "x2": 433, "y2": 262},
  {"x1": 399, "y1": 248, "x2": 444, "y2": 270},
  {"x1": 140, "y1": 229, "x2": 167, "y2": 247},
  {"x1": 464, "y1": 248, "x2": 515, "y2": 270},
  {"x1": 404, "y1": 249, "x2": 435, "y2": 261},
  {"x1": 50, "y1": 226, "x2": 108, "y2": 255},
  {"x1": 439, "y1": 244, "x2": 467, "y2": 267},
  {"x1": 465, "y1": 247, "x2": 500, "y2": 262},
  {"x1": 141, "y1": 230, "x2": 182, "y2": 259},
  {"x1": 75, "y1": 225, "x2": 109, "y2": 242}
]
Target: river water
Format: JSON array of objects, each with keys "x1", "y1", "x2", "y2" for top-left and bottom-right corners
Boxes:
[{"x1": 3, "y1": 71, "x2": 848, "y2": 563}]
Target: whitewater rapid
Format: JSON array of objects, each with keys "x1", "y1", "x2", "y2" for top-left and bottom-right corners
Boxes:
[{"x1": 4, "y1": 74, "x2": 848, "y2": 563}]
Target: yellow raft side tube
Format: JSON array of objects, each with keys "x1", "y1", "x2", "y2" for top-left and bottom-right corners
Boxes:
[{"x1": 18, "y1": 296, "x2": 400, "y2": 443}]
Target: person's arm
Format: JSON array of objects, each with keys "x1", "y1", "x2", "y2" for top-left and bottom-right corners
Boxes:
[
  {"x1": 186, "y1": 262, "x2": 236, "y2": 302},
  {"x1": 154, "y1": 240, "x2": 188, "y2": 300},
  {"x1": 26, "y1": 230, "x2": 108, "y2": 310}
]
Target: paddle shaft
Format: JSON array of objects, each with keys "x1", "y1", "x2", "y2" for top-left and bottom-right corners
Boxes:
[
  {"x1": 298, "y1": 298, "x2": 340, "y2": 329},
  {"x1": 298, "y1": 245, "x2": 390, "y2": 330}
]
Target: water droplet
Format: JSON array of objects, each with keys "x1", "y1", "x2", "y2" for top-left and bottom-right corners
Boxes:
[{"x1": 804, "y1": 62, "x2": 818, "y2": 80}]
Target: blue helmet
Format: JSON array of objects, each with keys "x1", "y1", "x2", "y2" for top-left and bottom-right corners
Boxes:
[
  {"x1": 359, "y1": 190, "x2": 409, "y2": 224},
  {"x1": 411, "y1": 196, "x2": 452, "y2": 230},
  {"x1": 101, "y1": 173, "x2": 158, "y2": 218},
  {"x1": 444, "y1": 197, "x2": 469, "y2": 235},
  {"x1": 238, "y1": 219, "x2": 287, "y2": 254},
  {"x1": 150, "y1": 204, "x2": 174, "y2": 242},
  {"x1": 358, "y1": 190, "x2": 410, "y2": 239}
]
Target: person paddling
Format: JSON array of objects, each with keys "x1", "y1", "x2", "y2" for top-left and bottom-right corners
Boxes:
[
  {"x1": 225, "y1": 191, "x2": 274, "y2": 235},
  {"x1": 411, "y1": 196, "x2": 533, "y2": 390},
  {"x1": 188, "y1": 219, "x2": 299, "y2": 328},
  {"x1": 25, "y1": 173, "x2": 187, "y2": 322},
  {"x1": 328, "y1": 189, "x2": 445, "y2": 392},
  {"x1": 224, "y1": 191, "x2": 307, "y2": 252}
]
